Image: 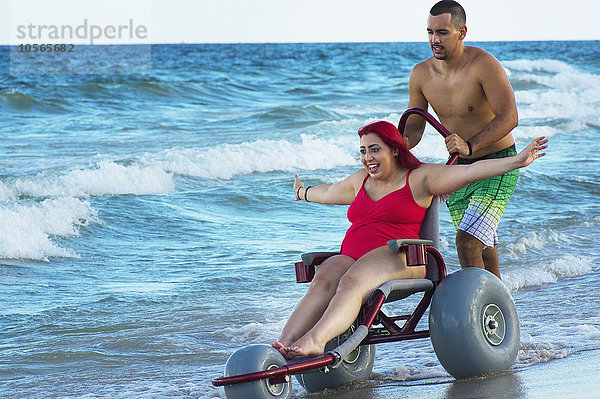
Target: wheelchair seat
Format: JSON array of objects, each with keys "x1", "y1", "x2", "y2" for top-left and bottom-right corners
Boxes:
[{"x1": 377, "y1": 195, "x2": 441, "y2": 303}]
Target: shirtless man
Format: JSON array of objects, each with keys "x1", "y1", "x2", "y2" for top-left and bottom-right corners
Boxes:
[{"x1": 403, "y1": 1, "x2": 518, "y2": 279}]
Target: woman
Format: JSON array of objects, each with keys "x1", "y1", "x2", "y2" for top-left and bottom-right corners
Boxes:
[{"x1": 273, "y1": 120, "x2": 547, "y2": 359}]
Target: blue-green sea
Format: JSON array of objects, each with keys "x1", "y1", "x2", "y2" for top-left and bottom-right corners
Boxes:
[{"x1": 1, "y1": 41, "x2": 599, "y2": 398}]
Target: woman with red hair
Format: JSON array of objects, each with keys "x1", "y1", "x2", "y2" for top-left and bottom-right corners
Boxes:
[{"x1": 274, "y1": 120, "x2": 547, "y2": 359}]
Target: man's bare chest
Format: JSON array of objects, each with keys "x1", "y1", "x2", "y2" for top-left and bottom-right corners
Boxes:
[{"x1": 421, "y1": 74, "x2": 487, "y2": 117}]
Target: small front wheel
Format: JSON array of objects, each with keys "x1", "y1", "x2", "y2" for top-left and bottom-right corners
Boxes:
[
  {"x1": 429, "y1": 268, "x2": 520, "y2": 379},
  {"x1": 297, "y1": 325, "x2": 375, "y2": 392},
  {"x1": 223, "y1": 344, "x2": 292, "y2": 399}
]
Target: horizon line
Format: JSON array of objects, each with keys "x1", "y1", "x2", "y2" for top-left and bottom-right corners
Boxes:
[{"x1": 2, "y1": 39, "x2": 598, "y2": 46}]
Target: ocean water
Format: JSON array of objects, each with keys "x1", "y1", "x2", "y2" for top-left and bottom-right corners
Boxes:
[{"x1": 1, "y1": 41, "x2": 599, "y2": 398}]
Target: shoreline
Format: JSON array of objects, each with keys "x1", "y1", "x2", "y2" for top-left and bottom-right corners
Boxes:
[{"x1": 302, "y1": 349, "x2": 600, "y2": 398}]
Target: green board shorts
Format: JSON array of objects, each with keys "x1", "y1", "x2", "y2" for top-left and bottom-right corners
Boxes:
[{"x1": 447, "y1": 145, "x2": 518, "y2": 248}]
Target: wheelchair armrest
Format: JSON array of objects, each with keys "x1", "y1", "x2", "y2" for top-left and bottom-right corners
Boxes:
[
  {"x1": 387, "y1": 239, "x2": 433, "y2": 252},
  {"x1": 295, "y1": 252, "x2": 340, "y2": 283},
  {"x1": 387, "y1": 239, "x2": 433, "y2": 267},
  {"x1": 301, "y1": 252, "x2": 340, "y2": 266},
  {"x1": 378, "y1": 278, "x2": 434, "y2": 303}
]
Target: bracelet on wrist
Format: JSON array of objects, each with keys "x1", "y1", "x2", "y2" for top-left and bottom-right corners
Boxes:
[
  {"x1": 305, "y1": 186, "x2": 313, "y2": 202},
  {"x1": 466, "y1": 141, "x2": 473, "y2": 157}
]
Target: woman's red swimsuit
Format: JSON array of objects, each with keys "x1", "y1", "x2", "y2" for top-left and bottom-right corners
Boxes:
[{"x1": 340, "y1": 171, "x2": 427, "y2": 260}]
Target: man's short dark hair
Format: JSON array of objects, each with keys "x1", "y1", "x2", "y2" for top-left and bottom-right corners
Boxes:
[{"x1": 430, "y1": 1, "x2": 466, "y2": 29}]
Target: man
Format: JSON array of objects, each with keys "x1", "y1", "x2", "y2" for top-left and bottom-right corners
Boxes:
[{"x1": 402, "y1": 0, "x2": 518, "y2": 279}]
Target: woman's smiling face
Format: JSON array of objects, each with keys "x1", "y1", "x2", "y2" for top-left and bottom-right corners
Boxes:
[{"x1": 359, "y1": 132, "x2": 398, "y2": 179}]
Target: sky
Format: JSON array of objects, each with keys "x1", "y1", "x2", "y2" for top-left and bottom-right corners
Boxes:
[{"x1": 2, "y1": 0, "x2": 600, "y2": 45}]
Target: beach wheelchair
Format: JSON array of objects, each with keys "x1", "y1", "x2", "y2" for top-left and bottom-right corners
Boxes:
[{"x1": 212, "y1": 109, "x2": 520, "y2": 398}]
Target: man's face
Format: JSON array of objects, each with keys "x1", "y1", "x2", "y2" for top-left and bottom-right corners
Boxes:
[{"x1": 427, "y1": 13, "x2": 463, "y2": 60}]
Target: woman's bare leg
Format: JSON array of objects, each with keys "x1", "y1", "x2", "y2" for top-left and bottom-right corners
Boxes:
[
  {"x1": 284, "y1": 246, "x2": 426, "y2": 358},
  {"x1": 274, "y1": 255, "x2": 354, "y2": 352}
]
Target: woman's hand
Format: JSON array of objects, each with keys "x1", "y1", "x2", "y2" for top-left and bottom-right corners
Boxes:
[
  {"x1": 516, "y1": 136, "x2": 549, "y2": 168},
  {"x1": 293, "y1": 174, "x2": 304, "y2": 201}
]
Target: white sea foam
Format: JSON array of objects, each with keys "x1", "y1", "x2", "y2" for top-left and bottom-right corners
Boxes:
[
  {"x1": 411, "y1": 127, "x2": 449, "y2": 162},
  {"x1": 0, "y1": 181, "x2": 16, "y2": 202},
  {"x1": 516, "y1": 317, "x2": 600, "y2": 369},
  {"x1": 145, "y1": 134, "x2": 357, "y2": 180},
  {"x1": 516, "y1": 87, "x2": 600, "y2": 126},
  {"x1": 330, "y1": 103, "x2": 399, "y2": 117},
  {"x1": 503, "y1": 255, "x2": 593, "y2": 292},
  {"x1": 220, "y1": 320, "x2": 286, "y2": 347},
  {"x1": 504, "y1": 229, "x2": 569, "y2": 257},
  {"x1": 544, "y1": 255, "x2": 593, "y2": 278},
  {"x1": 439, "y1": 236, "x2": 449, "y2": 250},
  {"x1": 392, "y1": 363, "x2": 448, "y2": 381},
  {"x1": 314, "y1": 116, "x2": 363, "y2": 131},
  {"x1": 368, "y1": 337, "x2": 451, "y2": 382},
  {"x1": 1, "y1": 160, "x2": 174, "y2": 260},
  {"x1": 505, "y1": 59, "x2": 600, "y2": 130},
  {"x1": 503, "y1": 59, "x2": 579, "y2": 75},
  {"x1": 0, "y1": 198, "x2": 98, "y2": 260},
  {"x1": 12, "y1": 161, "x2": 175, "y2": 198},
  {"x1": 577, "y1": 324, "x2": 600, "y2": 341},
  {"x1": 0, "y1": 135, "x2": 354, "y2": 260},
  {"x1": 518, "y1": 70, "x2": 600, "y2": 90},
  {"x1": 517, "y1": 334, "x2": 569, "y2": 367},
  {"x1": 512, "y1": 125, "x2": 563, "y2": 140},
  {"x1": 583, "y1": 215, "x2": 600, "y2": 228}
]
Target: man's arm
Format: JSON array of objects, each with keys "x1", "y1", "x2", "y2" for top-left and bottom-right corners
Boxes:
[
  {"x1": 401, "y1": 66, "x2": 428, "y2": 149},
  {"x1": 446, "y1": 54, "x2": 518, "y2": 156}
]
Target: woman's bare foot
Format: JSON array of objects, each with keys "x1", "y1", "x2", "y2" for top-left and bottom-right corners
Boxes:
[
  {"x1": 281, "y1": 336, "x2": 324, "y2": 360},
  {"x1": 272, "y1": 340, "x2": 293, "y2": 357}
]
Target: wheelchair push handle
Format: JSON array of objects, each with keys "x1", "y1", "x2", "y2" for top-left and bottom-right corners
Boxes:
[{"x1": 397, "y1": 107, "x2": 459, "y2": 166}]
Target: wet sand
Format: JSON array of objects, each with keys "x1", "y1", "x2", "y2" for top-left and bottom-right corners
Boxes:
[{"x1": 304, "y1": 349, "x2": 600, "y2": 399}]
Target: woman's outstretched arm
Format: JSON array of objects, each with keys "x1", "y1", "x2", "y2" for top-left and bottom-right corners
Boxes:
[
  {"x1": 419, "y1": 136, "x2": 548, "y2": 197},
  {"x1": 293, "y1": 170, "x2": 366, "y2": 205}
]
